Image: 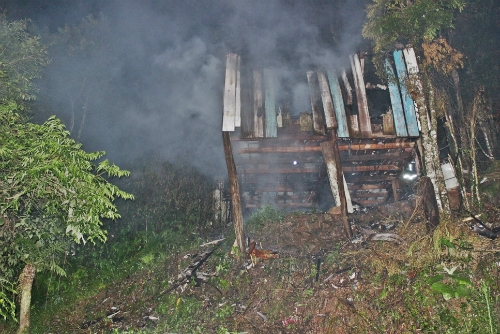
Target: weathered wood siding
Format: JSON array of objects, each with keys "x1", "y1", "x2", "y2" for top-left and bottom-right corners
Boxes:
[
  {"x1": 317, "y1": 70, "x2": 337, "y2": 130},
  {"x1": 384, "y1": 59, "x2": 408, "y2": 137},
  {"x1": 240, "y1": 67, "x2": 254, "y2": 138},
  {"x1": 350, "y1": 54, "x2": 371, "y2": 137},
  {"x1": 235, "y1": 54, "x2": 241, "y2": 128},
  {"x1": 327, "y1": 70, "x2": 350, "y2": 137},
  {"x1": 306, "y1": 71, "x2": 326, "y2": 135},
  {"x1": 222, "y1": 53, "x2": 237, "y2": 131},
  {"x1": 393, "y1": 50, "x2": 419, "y2": 137},
  {"x1": 264, "y1": 69, "x2": 277, "y2": 138},
  {"x1": 403, "y1": 48, "x2": 423, "y2": 131},
  {"x1": 253, "y1": 69, "x2": 264, "y2": 138}
]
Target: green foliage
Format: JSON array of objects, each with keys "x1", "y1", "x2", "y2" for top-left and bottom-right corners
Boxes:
[
  {"x1": 0, "y1": 278, "x2": 16, "y2": 321},
  {"x1": 0, "y1": 70, "x2": 132, "y2": 323},
  {"x1": 363, "y1": 0, "x2": 465, "y2": 52},
  {"x1": 0, "y1": 15, "x2": 49, "y2": 102},
  {"x1": 363, "y1": 0, "x2": 466, "y2": 76}
]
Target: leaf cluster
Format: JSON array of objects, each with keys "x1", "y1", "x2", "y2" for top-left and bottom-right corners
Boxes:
[
  {"x1": 0, "y1": 103, "x2": 133, "y2": 321},
  {"x1": 363, "y1": 0, "x2": 465, "y2": 53},
  {"x1": 0, "y1": 15, "x2": 49, "y2": 102}
]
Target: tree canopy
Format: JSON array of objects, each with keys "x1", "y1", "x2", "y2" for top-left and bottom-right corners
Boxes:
[{"x1": 0, "y1": 15, "x2": 133, "y2": 328}]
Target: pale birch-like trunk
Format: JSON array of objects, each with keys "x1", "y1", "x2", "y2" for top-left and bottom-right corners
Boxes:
[
  {"x1": 17, "y1": 264, "x2": 36, "y2": 334},
  {"x1": 403, "y1": 49, "x2": 449, "y2": 214},
  {"x1": 426, "y1": 79, "x2": 450, "y2": 213},
  {"x1": 470, "y1": 91, "x2": 482, "y2": 205},
  {"x1": 443, "y1": 100, "x2": 470, "y2": 209}
]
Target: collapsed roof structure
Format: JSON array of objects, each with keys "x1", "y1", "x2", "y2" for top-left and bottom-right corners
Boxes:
[{"x1": 221, "y1": 49, "x2": 432, "y2": 218}]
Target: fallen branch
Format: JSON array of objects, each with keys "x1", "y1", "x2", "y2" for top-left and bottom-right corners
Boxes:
[
  {"x1": 158, "y1": 244, "x2": 220, "y2": 298},
  {"x1": 200, "y1": 238, "x2": 226, "y2": 247}
]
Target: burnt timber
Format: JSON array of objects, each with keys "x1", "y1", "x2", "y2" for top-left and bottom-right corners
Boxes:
[{"x1": 222, "y1": 52, "x2": 420, "y2": 213}]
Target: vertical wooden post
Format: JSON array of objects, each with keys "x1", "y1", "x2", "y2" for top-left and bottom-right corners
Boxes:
[
  {"x1": 392, "y1": 179, "x2": 401, "y2": 202},
  {"x1": 321, "y1": 138, "x2": 353, "y2": 239},
  {"x1": 222, "y1": 132, "x2": 246, "y2": 254}
]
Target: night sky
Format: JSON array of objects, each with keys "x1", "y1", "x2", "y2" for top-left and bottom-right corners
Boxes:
[{"x1": 2, "y1": 0, "x2": 368, "y2": 176}]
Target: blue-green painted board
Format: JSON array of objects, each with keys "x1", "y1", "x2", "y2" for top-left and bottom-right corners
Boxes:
[
  {"x1": 327, "y1": 70, "x2": 349, "y2": 137},
  {"x1": 393, "y1": 50, "x2": 419, "y2": 137},
  {"x1": 384, "y1": 59, "x2": 408, "y2": 137},
  {"x1": 264, "y1": 69, "x2": 277, "y2": 138}
]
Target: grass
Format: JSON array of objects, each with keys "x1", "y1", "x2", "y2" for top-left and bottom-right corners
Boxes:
[{"x1": 2, "y1": 178, "x2": 500, "y2": 333}]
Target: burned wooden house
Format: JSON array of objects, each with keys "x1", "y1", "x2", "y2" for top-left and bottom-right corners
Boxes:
[{"x1": 221, "y1": 49, "x2": 430, "y2": 214}]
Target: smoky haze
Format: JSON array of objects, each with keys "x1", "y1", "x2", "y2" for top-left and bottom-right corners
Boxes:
[{"x1": 11, "y1": 0, "x2": 368, "y2": 176}]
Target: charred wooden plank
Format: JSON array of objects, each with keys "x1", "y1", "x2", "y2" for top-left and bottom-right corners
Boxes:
[
  {"x1": 306, "y1": 71, "x2": 326, "y2": 135},
  {"x1": 253, "y1": 70, "x2": 264, "y2": 138},
  {"x1": 342, "y1": 165, "x2": 401, "y2": 172},
  {"x1": 350, "y1": 54, "x2": 372, "y2": 137},
  {"x1": 343, "y1": 151, "x2": 410, "y2": 161},
  {"x1": 239, "y1": 141, "x2": 415, "y2": 153},
  {"x1": 264, "y1": 69, "x2": 277, "y2": 138},
  {"x1": 348, "y1": 183, "x2": 391, "y2": 190},
  {"x1": 240, "y1": 67, "x2": 254, "y2": 139}
]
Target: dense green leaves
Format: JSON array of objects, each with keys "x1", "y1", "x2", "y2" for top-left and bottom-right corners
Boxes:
[
  {"x1": 0, "y1": 16, "x2": 133, "y2": 323},
  {"x1": 0, "y1": 15, "x2": 49, "y2": 102},
  {"x1": 363, "y1": 0, "x2": 465, "y2": 52}
]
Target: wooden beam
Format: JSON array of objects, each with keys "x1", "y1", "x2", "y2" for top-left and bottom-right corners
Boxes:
[
  {"x1": 327, "y1": 70, "x2": 350, "y2": 137},
  {"x1": 343, "y1": 151, "x2": 411, "y2": 161},
  {"x1": 242, "y1": 167, "x2": 321, "y2": 174},
  {"x1": 348, "y1": 183, "x2": 391, "y2": 190},
  {"x1": 264, "y1": 69, "x2": 277, "y2": 137},
  {"x1": 350, "y1": 54, "x2": 372, "y2": 137},
  {"x1": 346, "y1": 175, "x2": 398, "y2": 182},
  {"x1": 342, "y1": 165, "x2": 401, "y2": 172},
  {"x1": 222, "y1": 131, "x2": 245, "y2": 254},
  {"x1": 239, "y1": 165, "x2": 400, "y2": 173},
  {"x1": 321, "y1": 140, "x2": 341, "y2": 207},
  {"x1": 384, "y1": 59, "x2": 408, "y2": 137},
  {"x1": 353, "y1": 199, "x2": 386, "y2": 206},
  {"x1": 253, "y1": 70, "x2": 264, "y2": 138},
  {"x1": 235, "y1": 54, "x2": 241, "y2": 128},
  {"x1": 306, "y1": 71, "x2": 326, "y2": 135},
  {"x1": 240, "y1": 67, "x2": 254, "y2": 139},
  {"x1": 222, "y1": 53, "x2": 237, "y2": 131},
  {"x1": 394, "y1": 50, "x2": 419, "y2": 137},
  {"x1": 321, "y1": 138, "x2": 352, "y2": 238},
  {"x1": 239, "y1": 141, "x2": 415, "y2": 153},
  {"x1": 351, "y1": 190, "x2": 388, "y2": 198},
  {"x1": 317, "y1": 70, "x2": 337, "y2": 130}
]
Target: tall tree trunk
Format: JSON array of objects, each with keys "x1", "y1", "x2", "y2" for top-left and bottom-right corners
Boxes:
[
  {"x1": 470, "y1": 90, "x2": 482, "y2": 206},
  {"x1": 442, "y1": 93, "x2": 469, "y2": 209},
  {"x1": 426, "y1": 79, "x2": 450, "y2": 214},
  {"x1": 18, "y1": 264, "x2": 36, "y2": 334}
]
